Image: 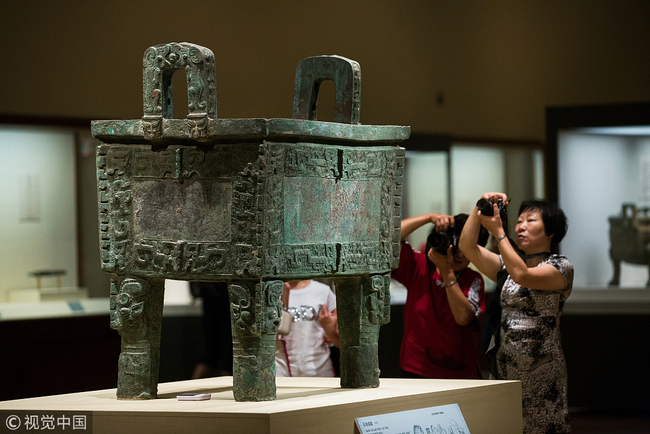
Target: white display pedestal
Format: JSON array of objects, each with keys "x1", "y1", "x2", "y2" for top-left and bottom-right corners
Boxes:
[{"x1": 0, "y1": 377, "x2": 521, "y2": 434}]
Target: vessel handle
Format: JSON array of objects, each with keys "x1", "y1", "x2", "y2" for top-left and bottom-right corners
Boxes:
[
  {"x1": 141, "y1": 42, "x2": 217, "y2": 140},
  {"x1": 292, "y1": 55, "x2": 361, "y2": 125}
]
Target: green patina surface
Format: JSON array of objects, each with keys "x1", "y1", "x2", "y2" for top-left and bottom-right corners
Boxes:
[
  {"x1": 283, "y1": 177, "x2": 380, "y2": 243},
  {"x1": 93, "y1": 42, "x2": 409, "y2": 402}
]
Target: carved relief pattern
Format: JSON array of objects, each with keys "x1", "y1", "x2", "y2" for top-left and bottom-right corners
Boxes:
[
  {"x1": 227, "y1": 280, "x2": 283, "y2": 338},
  {"x1": 285, "y1": 143, "x2": 339, "y2": 178},
  {"x1": 97, "y1": 146, "x2": 111, "y2": 267},
  {"x1": 133, "y1": 147, "x2": 177, "y2": 179},
  {"x1": 185, "y1": 51, "x2": 207, "y2": 114},
  {"x1": 132, "y1": 240, "x2": 229, "y2": 277},
  {"x1": 391, "y1": 148, "x2": 406, "y2": 268},
  {"x1": 265, "y1": 142, "x2": 285, "y2": 176},
  {"x1": 262, "y1": 280, "x2": 284, "y2": 334},
  {"x1": 377, "y1": 150, "x2": 394, "y2": 248},
  {"x1": 110, "y1": 279, "x2": 140, "y2": 332},
  {"x1": 229, "y1": 282, "x2": 258, "y2": 335},
  {"x1": 183, "y1": 242, "x2": 228, "y2": 275},
  {"x1": 186, "y1": 115, "x2": 207, "y2": 139},
  {"x1": 141, "y1": 117, "x2": 163, "y2": 141},
  {"x1": 98, "y1": 145, "x2": 133, "y2": 274},
  {"x1": 142, "y1": 42, "x2": 216, "y2": 141},
  {"x1": 130, "y1": 145, "x2": 232, "y2": 181},
  {"x1": 143, "y1": 43, "x2": 214, "y2": 117},
  {"x1": 142, "y1": 47, "x2": 162, "y2": 116},
  {"x1": 232, "y1": 244, "x2": 257, "y2": 277},
  {"x1": 365, "y1": 274, "x2": 391, "y2": 326},
  {"x1": 109, "y1": 277, "x2": 164, "y2": 335},
  {"x1": 377, "y1": 146, "x2": 405, "y2": 270},
  {"x1": 98, "y1": 143, "x2": 267, "y2": 279},
  {"x1": 338, "y1": 242, "x2": 391, "y2": 272},
  {"x1": 231, "y1": 145, "x2": 264, "y2": 277},
  {"x1": 341, "y1": 148, "x2": 386, "y2": 180},
  {"x1": 263, "y1": 143, "x2": 402, "y2": 277},
  {"x1": 380, "y1": 178, "x2": 393, "y2": 242},
  {"x1": 280, "y1": 243, "x2": 338, "y2": 274},
  {"x1": 264, "y1": 144, "x2": 285, "y2": 255},
  {"x1": 134, "y1": 240, "x2": 183, "y2": 274},
  {"x1": 265, "y1": 245, "x2": 282, "y2": 276},
  {"x1": 180, "y1": 147, "x2": 229, "y2": 178}
]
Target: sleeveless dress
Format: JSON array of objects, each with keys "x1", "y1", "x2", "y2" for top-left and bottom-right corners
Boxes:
[{"x1": 497, "y1": 254, "x2": 574, "y2": 433}]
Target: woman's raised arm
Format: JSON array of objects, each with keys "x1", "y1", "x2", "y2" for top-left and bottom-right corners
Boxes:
[
  {"x1": 459, "y1": 197, "x2": 503, "y2": 281},
  {"x1": 400, "y1": 212, "x2": 454, "y2": 241}
]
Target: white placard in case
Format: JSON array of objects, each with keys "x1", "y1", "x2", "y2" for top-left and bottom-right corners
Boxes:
[{"x1": 355, "y1": 403, "x2": 470, "y2": 434}]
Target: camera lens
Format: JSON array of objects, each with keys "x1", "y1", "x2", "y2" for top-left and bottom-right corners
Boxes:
[
  {"x1": 427, "y1": 232, "x2": 452, "y2": 254},
  {"x1": 476, "y1": 198, "x2": 494, "y2": 216}
]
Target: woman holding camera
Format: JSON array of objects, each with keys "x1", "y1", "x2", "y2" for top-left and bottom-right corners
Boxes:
[
  {"x1": 393, "y1": 212, "x2": 489, "y2": 380},
  {"x1": 459, "y1": 192, "x2": 573, "y2": 434}
]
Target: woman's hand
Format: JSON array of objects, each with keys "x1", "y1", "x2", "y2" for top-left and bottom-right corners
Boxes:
[
  {"x1": 429, "y1": 246, "x2": 476, "y2": 325},
  {"x1": 458, "y1": 192, "x2": 507, "y2": 282},
  {"x1": 480, "y1": 192, "x2": 509, "y2": 205},
  {"x1": 477, "y1": 206, "x2": 504, "y2": 237},
  {"x1": 430, "y1": 213, "x2": 455, "y2": 233},
  {"x1": 477, "y1": 192, "x2": 508, "y2": 237},
  {"x1": 427, "y1": 246, "x2": 455, "y2": 280},
  {"x1": 401, "y1": 213, "x2": 454, "y2": 240},
  {"x1": 318, "y1": 304, "x2": 339, "y2": 347}
]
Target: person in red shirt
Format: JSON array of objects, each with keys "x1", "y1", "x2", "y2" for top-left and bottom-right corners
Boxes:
[{"x1": 392, "y1": 212, "x2": 489, "y2": 379}]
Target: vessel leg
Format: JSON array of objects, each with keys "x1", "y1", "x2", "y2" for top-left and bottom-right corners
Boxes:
[
  {"x1": 110, "y1": 276, "x2": 165, "y2": 399},
  {"x1": 228, "y1": 279, "x2": 283, "y2": 401},
  {"x1": 335, "y1": 273, "x2": 391, "y2": 388}
]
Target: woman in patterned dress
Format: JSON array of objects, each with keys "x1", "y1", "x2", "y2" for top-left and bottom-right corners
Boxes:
[{"x1": 459, "y1": 192, "x2": 573, "y2": 434}]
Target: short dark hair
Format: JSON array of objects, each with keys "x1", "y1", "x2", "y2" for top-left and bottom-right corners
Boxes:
[{"x1": 518, "y1": 199, "x2": 568, "y2": 253}]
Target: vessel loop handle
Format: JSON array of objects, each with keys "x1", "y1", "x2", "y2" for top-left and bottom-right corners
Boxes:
[
  {"x1": 141, "y1": 42, "x2": 217, "y2": 140},
  {"x1": 292, "y1": 55, "x2": 361, "y2": 125}
]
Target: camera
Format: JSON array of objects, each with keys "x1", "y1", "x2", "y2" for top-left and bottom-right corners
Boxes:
[
  {"x1": 476, "y1": 197, "x2": 509, "y2": 234},
  {"x1": 476, "y1": 197, "x2": 505, "y2": 217},
  {"x1": 426, "y1": 230, "x2": 458, "y2": 255}
]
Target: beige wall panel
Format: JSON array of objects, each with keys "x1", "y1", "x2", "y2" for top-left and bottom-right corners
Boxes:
[{"x1": 1, "y1": 1, "x2": 649, "y2": 142}]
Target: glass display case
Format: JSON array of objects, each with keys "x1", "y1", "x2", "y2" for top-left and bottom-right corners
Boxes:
[
  {"x1": 547, "y1": 103, "x2": 650, "y2": 289},
  {"x1": 0, "y1": 124, "x2": 78, "y2": 303}
]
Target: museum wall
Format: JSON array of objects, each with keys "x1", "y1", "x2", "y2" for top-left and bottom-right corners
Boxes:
[{"x1": 1, "y1": 0, "x2": 650, "y2": 143}]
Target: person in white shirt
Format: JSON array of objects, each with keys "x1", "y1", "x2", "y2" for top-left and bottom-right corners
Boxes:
[{"x1": 275, "y1": 280, "x2": 339, "y2": 377}]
